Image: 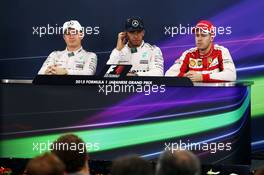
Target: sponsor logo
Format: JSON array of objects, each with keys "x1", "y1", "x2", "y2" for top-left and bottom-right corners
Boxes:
[
  {"x1": 197, "y1": 60, "x2": 203, "y2": 67},
  {"x1": 140, "y1": 60, "x2": 148, "y2": 64},
  {"x1": 189, "y1": 59, "x2": 196, "y2": 67},
  {"x1": 208, "y1": 57, "x2": 213, "y2": 64},
  {"x1": 132, "y1": 20, "x2": 139, "y2": 27}
]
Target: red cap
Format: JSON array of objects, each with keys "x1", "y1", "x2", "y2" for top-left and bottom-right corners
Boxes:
[{"x1": 193, "y1": 20, "x2": 215, "y2": 36}]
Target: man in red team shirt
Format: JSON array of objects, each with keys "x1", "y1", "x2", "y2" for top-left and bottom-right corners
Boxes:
[{"x1": 165, "y1": 20, "x2": 236, "y2": 82}]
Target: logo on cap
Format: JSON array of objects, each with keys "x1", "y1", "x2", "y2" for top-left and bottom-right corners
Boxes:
[
  {"x1": 68, "y1": 21, "x2": 74, "y2": 26},
  {"x1": 132, "y1": 20, "x2": 139, "y2": 27}
]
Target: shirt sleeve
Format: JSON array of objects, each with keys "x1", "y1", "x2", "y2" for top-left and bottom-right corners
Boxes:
[
  {"x1": 165, "y1": 50, "x2": 189, "y2": 77},
  {"x1": 137, "y1": 47, "x2": 164, "y2": 76},
  {"x1": 107, "y1": 49, "x2": 122, "y2": 64},
  {"x1": 38, "y1": 52, "x2": 56, "y2": 75},
  {"x1": 202, "y1": 48, "x2": 236, "y2": 82}
]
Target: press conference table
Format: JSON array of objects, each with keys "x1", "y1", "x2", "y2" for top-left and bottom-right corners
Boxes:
[{"x1": 0, "y1": 76, "x2": 253, "y2": 167}]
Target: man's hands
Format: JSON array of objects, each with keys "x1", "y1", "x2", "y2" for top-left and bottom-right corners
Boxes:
[
  {"x1": 44, "y1": 65, "x2": 68, "y2": 75},
  {"x1": 184, "y1": 71, "x2": 203, "y2": 82},
  {"x1": 116, "y1": 32, "x2": 127, "y2": 51}
]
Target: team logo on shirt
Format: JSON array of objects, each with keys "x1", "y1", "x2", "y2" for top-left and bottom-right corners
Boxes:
[
  {"x1": 142, "y1": 52, "x2": 148, "y2": 59},
  {"x1": 209, "y1": 58, "x2": 219, "y2": 67},
  {"x1": 208, "y1": 57, "x2": 213, "y2": 64}
]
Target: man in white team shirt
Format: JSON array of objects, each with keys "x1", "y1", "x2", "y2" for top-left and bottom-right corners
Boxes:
[
  {"x1": 107, "y1": 17, "x2": 164, "y2": 76},
  {"x1": 38, "y1": 20, "x2": 97, "y2": 75}
]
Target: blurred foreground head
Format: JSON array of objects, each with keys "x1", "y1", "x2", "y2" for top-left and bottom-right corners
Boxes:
[
  {"x1": 156, "y1": 150, "x2": 201, "y2": 175},
  {"x1": 51, "y1": 133, "x2": 89, "y2": 174},
  {"x1": 111, "y1": 155, "x2": 153, "y2": 175},
  {"x1": 25, "y1": 152, "x2": 65, "y2": 175}
]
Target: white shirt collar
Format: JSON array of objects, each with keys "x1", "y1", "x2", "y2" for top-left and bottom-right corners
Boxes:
[
  {"x1": 66, "y1": 46, "x2": 83, "y2": 55},
  {"x1": 126, "y1": 40, "x2": 145, "y2": 49}
]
